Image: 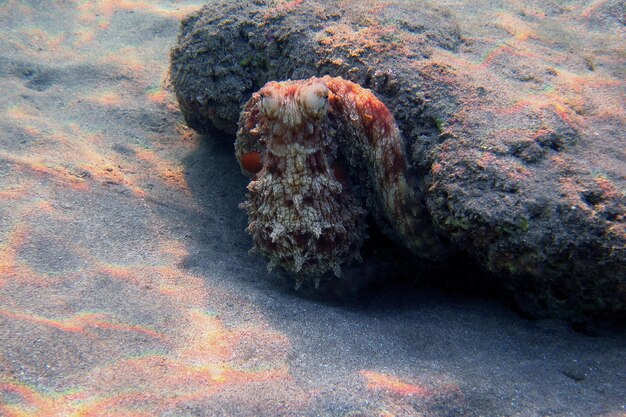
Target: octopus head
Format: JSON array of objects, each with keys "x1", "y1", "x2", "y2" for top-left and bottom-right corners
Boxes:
[
  {"x1": 256, "y1": 80, "x2": 329, "y2": 130},
  {"x1": 237, "y1": 78, "x2": 367, "y2": 284}
]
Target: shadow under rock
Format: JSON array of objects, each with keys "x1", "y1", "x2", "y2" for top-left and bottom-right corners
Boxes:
[
  {"x1": 179, "y1": 133, "x2": 511, "y2": 318},
  {"x1": 179, "y1": 133, "x2": 266, "y2": 279}
]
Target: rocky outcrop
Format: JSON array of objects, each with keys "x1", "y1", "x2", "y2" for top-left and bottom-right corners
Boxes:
[{"x1": 170, "y1": 0, "x2": 626, "y2": 318}]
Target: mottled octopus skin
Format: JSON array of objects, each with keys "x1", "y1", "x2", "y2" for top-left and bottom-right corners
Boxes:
[{"x1": 236, "y1": 76, "x2": 446, "y2": 284}]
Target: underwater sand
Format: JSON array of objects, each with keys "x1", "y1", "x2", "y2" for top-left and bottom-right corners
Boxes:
[{"x1": 0, "y1": 1, "x2": 624, "y2": 416}]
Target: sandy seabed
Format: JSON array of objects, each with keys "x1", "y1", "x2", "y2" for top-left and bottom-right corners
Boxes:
[{"x1": 0, "y1": 1, "x2": 624, "y2": 416}]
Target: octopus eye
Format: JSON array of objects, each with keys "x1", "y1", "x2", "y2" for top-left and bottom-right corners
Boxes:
[
  {"x1": 301, "y1": 82, "x2": 329, "y2": 117},
  {"x1": 259, "y1": 90, "x2": 280, "y2": 118}
]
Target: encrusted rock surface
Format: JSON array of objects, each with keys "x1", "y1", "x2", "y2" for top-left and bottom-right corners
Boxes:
[{"x1": 170, "y1": 0, "x2": 626, "y2": 318}]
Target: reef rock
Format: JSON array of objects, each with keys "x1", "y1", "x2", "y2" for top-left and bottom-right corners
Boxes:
[{"x1": 170, "y1": 0, "x2": 626, "y2": 318}]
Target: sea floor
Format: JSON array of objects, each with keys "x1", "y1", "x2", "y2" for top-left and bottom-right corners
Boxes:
[{"x1": 0, "y1": 1, "x2": 624, "y2": 416}]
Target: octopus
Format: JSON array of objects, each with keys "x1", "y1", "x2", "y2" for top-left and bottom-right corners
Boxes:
[{"x1": 236, "y1": 76, "x2": 447, "y2": 287}]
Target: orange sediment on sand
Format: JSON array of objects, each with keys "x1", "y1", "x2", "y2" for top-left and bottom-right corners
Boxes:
[
  {"x1": 0, "y1": 1, "x2": 202, "y2": 63},
  {"x1": 6, "y1": 106, "x2": 42, "y2": 124},
  {"x1": 177, "y1": 309, "x2": 238, "y2": 362},
  {"x1": 132, "y1": 146, "x2": 191, "y2": 195},
  {"x1": 101, "y1": 48, "x2": 146, "y2": 73},
  {"x1": 77, "y1": 0, "x2": 203, "y2": 26},
  {"x1": 0, "y1": 222, "x2": 71, "y2": 288},
  {"x1": 0, "y1": 0, "x2": 32, "y2": 18},
  {"x1": 0, "y1": 185, "x2": 29, "y2": 200},
  {"x1": 22, "y1": 199, "x2": 58, "y2": 217},
  {"x1": 359, "y1": 370, "x2": 463, "y2": 416},
  {"x1": 78, "y1": 161, "x2": 149, "y2": 198},
  {"x1": 0, "y1": 223, "x2": 29, "y2": 278},
  {"x1": 74, "y1": 28, "x2": 96, "y2": 46},
  {"x1": 149, "y1": 3, "x2": 205, "y2": 19},
  {"x1": 0, "y1": 380, "x2": 85, "y2": 417},
  {"x1": 20, "y1": 26, "x2": 67, "y2": 52},
  {"x1": 0, "y1": 308, "x2": 167, "y2": 342},
  {"x1": 0, "y1": 309, "x2": 296, "y2": 416},
  {"x1": 158, "y1": 239, "x2": 189, "y2": 258},
  {"x1": 70, "y1": 237, "x2": 207, "y2": 309},
  {"x1": 94, "y1": 259, "x2": 209, "y2": 308},
  {"x1": 147, "y1": 87, "x2": 170, "y2": 105},
  {"x1": 21, "y1": 126, "x2": 41, "y2": 137},
  {"x1": 42, "y1": 127, "x2": 150, "y2": 197},
  {"x1": 360, "y1": 370, "x2": 431, "y2": 397},
  {"x1": 170, "y1": 308, "x2": 292, "y2": 390},
  {"x1": 4, "y1": 110, "x2": 121, "y2": 192},
  {"x1": 0, "y1": 151, "x2": 90, "y2": 192},
  {"x1": 6, "y1": 103, "x2": 179, "y2": 198},
  {"x1": 496, "y1": 12, "x2": 535, "y2": 41},
  {"x1": 84, "y1": 90, "x2": 124, "y2": 107},
  {"x1": 579, "y1": 0, "x2": 613, "y2": 18}
]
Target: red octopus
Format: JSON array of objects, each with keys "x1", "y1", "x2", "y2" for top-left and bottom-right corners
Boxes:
[{"x1": 236, "y1": 76, "x2": 446, "y2": 286}]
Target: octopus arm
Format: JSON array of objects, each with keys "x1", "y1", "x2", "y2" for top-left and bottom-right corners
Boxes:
[{"x1": 322, "y1": 76, "x2": 447, "y2": 259}]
